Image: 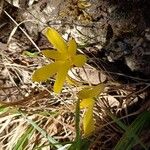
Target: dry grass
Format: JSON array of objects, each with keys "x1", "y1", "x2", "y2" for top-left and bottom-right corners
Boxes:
[{"x1": 1, "y1": 42, "x2": 149, "y2": 149}]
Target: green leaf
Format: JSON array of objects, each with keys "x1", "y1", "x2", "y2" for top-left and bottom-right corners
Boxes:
[
  {"x1": 22, "y1": 51, "x2": 38, "y2": 57},
  {"x1": 43, "y1": 27, "x2": 67, "y2": 53},
  {"x1": 32, "y1": 62, "x2": 61, "y2": 82},
  {"x1": 114, "y1": 111, "x2": 150, "y2": 150},
  {"x1": 13, "y1": 126, "x2": 35, "y2": 150},
  {"x1": 20, "y1": 112, "x2": 62, "y2": 149},
  {"x1": 0, "y1": 106, "x2": 10, "y2": 114},
  {"x1": 108, "y1": 112, "x2": 148, "y2": 150},
  {"x1": 80, "y1": 138, "x2": 90, "y2": 150},
  {"x1": 69, "y1": 138, "x2": 90, "y2": 150}
]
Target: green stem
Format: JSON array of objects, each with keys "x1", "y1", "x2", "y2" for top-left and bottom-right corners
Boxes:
[{"x1": 75, "y1": 99, "x2": 81, "y2": 150}]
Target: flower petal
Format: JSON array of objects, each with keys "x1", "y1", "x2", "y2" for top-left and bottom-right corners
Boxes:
[
  {"x1": 72, "y1": 54, "x2": 87, "y2": 67},
  {"x1": 68, "y1": 38, "x2": 77, "y2": 56},
  {"x1": 66, "y1": 75, "x2": 82, "y2": 86},
  {"x1": 83, "y1": 108, "x2": 95, "y2": 136},
  {"x1": 80, "y1": 98, "x2": 95, "y2": 108},
  {"x1": 42, "y1": 50, "x2": 62, "y2": 60},
  {"x1": 80, "y1": 98, "x2": 95, "y2": 136},
  {"x1": 43, "y1": 27, "x2": 67, "y2": 53},
  {"x1": 54, "y1": 61, "x2": 70, "y2": 93},
  {"x1": 32, "y1": 62, "x2": 61, "y2": 82},
  {"x1": 78, "y1": 84, "x2": 105, "y2": 99}
]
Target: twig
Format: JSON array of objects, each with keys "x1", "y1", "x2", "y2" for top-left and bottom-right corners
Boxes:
[{"x1": 3, "y1": 10, "x2": 41, "y2": 52}]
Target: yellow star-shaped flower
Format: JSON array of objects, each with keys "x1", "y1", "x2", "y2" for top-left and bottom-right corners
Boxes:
[{"x1": 32, "y1": 27, "x2": 87, "y2": 93}]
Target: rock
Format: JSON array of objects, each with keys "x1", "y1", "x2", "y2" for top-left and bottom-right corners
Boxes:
[
  {"x1": 100, "y1": 28, "x2": 150, "y2": 80},
  {"x1": 1, "y1": 0, "x2": 149, "y2": 82}
]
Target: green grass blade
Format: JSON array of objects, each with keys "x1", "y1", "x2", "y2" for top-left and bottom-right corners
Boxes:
[
  {"x1": 22, "y1": 51, "x2": 38, "y2": 57},
  {"x1": 69, "y1": 138, "x2": 90, "y2": 150},
  {"x1": 13, "y1": 126, "x2": 35, "y2": 150},
  {"x1": 107, "y1": 111, "x2": 127, "y2": 131},
  {"x1": 80, "y1": 138, "x2": 90, "y2": 150},
  {"x1": 114, "y1": 111, "x2": 150, "y2": 150},
  {"x1": 20, "y1": 112, "x2": 63, "y2": 149},
  {"x1": 108, "y1": 112, "x2": 147, "y2": 149},
  {"x1": 69, "y1": 99, "x2": 81, "y2": 150},
  {"x1": 0, "y1": 106, "x2": 10, "y2": 115},
  {"x1": 34, "y1": 141, "x2": 74, "y2": 150},
  {"x1": 69, "y1": 100, "x2": 91, "y2": 150}
]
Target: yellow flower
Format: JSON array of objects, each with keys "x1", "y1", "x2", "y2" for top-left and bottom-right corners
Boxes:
[
  {"x1": 78, "y1": 84, "x2": 105, "y2": 137},
  {"x1": 32, "y1": 27, "x2": 87, "y2": 93}
]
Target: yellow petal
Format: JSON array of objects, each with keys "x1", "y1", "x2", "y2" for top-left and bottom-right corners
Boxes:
[
  {"x1": 42, "y1": 50, "x2": 62, "y2": 60},
  {"x1": 72, "y1": 54, "x2": 87, "y2": 67},
  {"x1": 68, "y1": 38, "x2": 77, "y2": 56},
  {"x1": 80, "y1": 98, "x2": 95, "y2": 136},
  {"x1": 80, "y1": 98, "x2": 95, "y2": 108},
  {"x1": 78, "y1": 84, "x2": 105, "y2": 99},
  {"x1": 32, "y1": 62, "x2": 61, "y2": 82},
  {"x1": 43, "y1": 27, "x2": 67, "y2": 53},
  {"x1": 66, "y1": 75, "x2": 82, "y2": 86},
  {"x1": 54, "y1": 61, "x2": 70, "y2": 93},
  {"x1": 83, "y1": 108, "x2": 95, "y2": 136}
]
